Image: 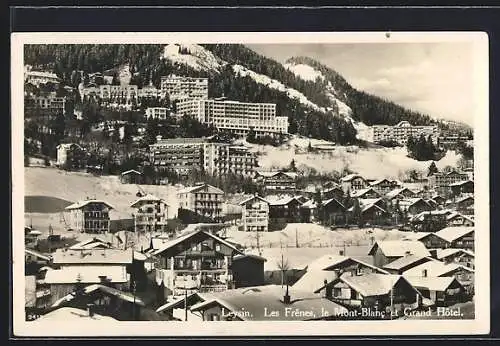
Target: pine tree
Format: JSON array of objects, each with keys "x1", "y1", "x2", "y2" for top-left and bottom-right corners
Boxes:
[{"x1": 427, "y1": 161, "x2": 439, "y2": 176}]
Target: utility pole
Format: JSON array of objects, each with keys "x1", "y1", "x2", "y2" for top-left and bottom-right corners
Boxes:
[{"x1": 184, "y1": 276, "x2": 188, "y2": 322}]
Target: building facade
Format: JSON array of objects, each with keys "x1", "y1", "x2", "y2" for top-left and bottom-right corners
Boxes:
[
  {"x1": 176, "y1": 98, "x2": 289, "y2": 137},
  {"x1": 368, "y1": 121, "x2": 439, "y2": 145},
  {"x1": 130, "y1": 194, "x2": 170, "y2": 233},
  {"x1": 428, "y1": 171, "x2": 470, "y2": 196},
  {"x1": 161, "y1": 75, "x2": 209, "y2": 101},
  {"x1": 254, "y1": 171, "x2": 298, "y2": 193},
  {"x1": 149, "y1": 137, "x2": 256, "y2": 177},
  {"x1": 63, "y1": 200, "x2": 113, "y2": 233},
  {"x1": 25, "y1": 70, "x2": 60, "y2": 86},
  {"x1": 178, "y1": 184, "x2": 225, "y2": 222},
  {"x1": 238, "y1": 195, "x2": 270, "y2": 232},
  {"x1": 145, "y1": 107, "x2": 168, "y2": 120},
  {"x1": 99, "y1": 85, "x2": 138, "y2": 103}
]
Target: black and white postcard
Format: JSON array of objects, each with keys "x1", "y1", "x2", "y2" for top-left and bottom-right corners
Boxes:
[{"x1": 11, "y1": 31, "x2": 490, "y2": 336}]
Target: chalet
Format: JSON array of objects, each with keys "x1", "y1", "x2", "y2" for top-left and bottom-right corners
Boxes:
[
  {"x1": 50, "y1": 284, "x2": 145, "y2": 321},
  {"x1": 230, "y1": 195, "x2": 270, "y2": 232},
  {"x1": 403, "y1": 231, "x2": 450, "y2": 249},
  {"x1": 152, "y1": 229, "x2": 245, "y2": 300},
  {"x1": 409, "y1": 210, "x2": 450, "y2": 233},
  {"x1": 369, "y1": 179, "x2": 401, "y2": 195},
  {"x1": 299, "y1": 199, "x2": 318, "y2": 223},
  {"x1": 340, "y1": 174, "x2": 368, "y2": 194},
  {"x1": 56, "y1": 143, "x2": 87, "y2": 169},
  {"x1": 231, "y1": 254, "x2": 267, "y2": 288},
  {"x1": 452, "y1": 196, "x2": 474, "y2": 216},
  {"x1": 428, "y1": 170, "x2": 469, "y2": 194},
  {"x1": 351, "y1": 188, "x2": 380, "y2": 199},
  {"x1": 430, "y1": 195, "x2": 446, "y2": 206},
  {"x1": 130, "y1": 194, "x2": 170, "y2": 233},
  {"x1": 178, "y1": 184, "x2": 225, "y2": 223},
  {"x1": 368, "y1": 240, "x2": 431, "y2": 268},
  {"x1": 382, "y1": 254, "x2": 436, "y2": 275},
  {"x1": 120, "y1": 169, "x2": 143, "y2": 184},
  {"x1": 435, "y1": 226, "x2": 474, "y2": 250},
  {"x1": 64, "y1": 199, "x2": 114, "y2": 234},
  {"x1": 188, "y1": 285, "x2": 349, "y2": 321},
  {"x1": 293, "y1": 255, "x2": 389, "y2": 294},
  {"x1": 322, "y1": 185, "x2": 344, "y2": 201},
  {"x1": 254, "y1": 171, "x2": 297, "y2": 193},
  {"x1": 436, "y1": 249, "x2": 475, "y2": 270},
  {"x1": 267, "y1": 196, "x2": 303, "y2": 224},
  {"x1": 348, "y1": 199, "x2": 389, "y2": 226},
  {"x1": 385, "y1": 188, "x2": 416, "y2": 202},
  {"x1": 403, "y1": 261, "x2": 475, "y2": 294},
  {"x1": 446, "y1": 212, "x2": 474, "y2": 227},
  {"x1": 449, "y1": 180, "x2": 474, "y2": 197},
  {"x1": 318, "y1": 198, "x2": 346, "y2": 225},
  {"x1": 404, "y1": 276, "x2": 466, "y2": 307},
  {"x1": 398, "y1": 198, "x2": 433, "y2": 216},
  {"x1": 329, "y1": 273, "x2": 425, "y2": 317}
]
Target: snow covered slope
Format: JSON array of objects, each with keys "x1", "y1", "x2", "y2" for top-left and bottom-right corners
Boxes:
[
  {"x1": 284, "y1": 63, "x2": 325, "y2": 82},
  {"x1": 162, "y1": 44, "x2": 224, "y2": 72}
]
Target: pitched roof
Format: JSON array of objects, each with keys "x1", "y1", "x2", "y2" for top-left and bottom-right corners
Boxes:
[
  {"x1": 436, "y1": 248, "x2": 475, "y2": 260},
  {"x1": 435, "y1": 226, "x2": 474, "y2": 243},
  {"x1": 233, "y1": 253, "x2": 267, "y2": 262},
  {"x1": 339, "y1": 273, "x2": 416, "y2": 297},
  {"x1": 43, "y1": 265, "x2": 129, "y2": 284},
  {"x1": 51, "y1": 284, "x2": 145, "y2": 308},
  {"x1": 255, "y1": 171, "x2": 298, "y2": 179},
  {"x1": 68, "y1": 238, "x2": 112, "y2": 250},
  {"x1": 64, "y1": 199, "x2": 114, "y2": 210},
  {"x1": 25, "y1": 248, "x2": 52, "y2": 261},
  {"x1": 237, "y1": 195, "x2": 269, "y2": 206},
  {"x1": 403, "y1": 260, "x2": 474, "y2": 277},
  {"x1": 340, "y1": 174, "x2": 364, "y2": 182},
  {"x1": 177, "y1": 183, "x2": 224, "y2": 195},
  {"x1": 386, "y1": 188, "x2": 415, "y2": 199},
  {"x1": 446, "y1": 212, "x2": 474, "y2": 224},
  {"x1": 321, "y1": 198, "x2": 345, "y2": 209},
  {"x1": 121, "y1": 169, "x2": 142, "y2": 175},
  {"x1": 351, "y1": 188, "x2": 380, "y2": 198},
  {"x1": 267, "y1": 195, "x2": 303, "y2": 206},
  {"x1": 405, "y1": 276, "x2": 462, "y2": 292},
  {"x1": 33, "y1": 307, "x2": 118, "y2": 322},
  {"x1": 456, "y1": 195, "x2": 474, "y2": 204},
  {"x1": 189, "y1": 285, "x2": 349, "y2": 321},
  {"x1": 52, "y1": 248, "x2": 133, "y2": 265},
  {"x1": 368, "y1": 240, "x2": 431, "y2": 258},
  {"x1": 449, "y1": 180, "x2": 473, "y2": 187},
  {"x1": 152, "y1": 229, "x2": 243, "y2": 256},
  {"x1": 130, "y1": 194, "x2": 168, "y2": 208},
  {"x1": 383, "y1": 254, "x2": 435, "y2": 271},
  {"x1": 398, "y1": 198, "x2": 431, "y2": 209}
]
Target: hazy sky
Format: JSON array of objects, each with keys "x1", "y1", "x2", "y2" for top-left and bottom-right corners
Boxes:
[{"x1": 247, "y1": 43, "x2": 475, "y2": 126}]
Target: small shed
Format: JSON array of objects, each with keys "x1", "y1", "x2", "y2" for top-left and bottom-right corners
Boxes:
[{"x1": 120, "y1": 170, "x2": 143, "y2": 184}]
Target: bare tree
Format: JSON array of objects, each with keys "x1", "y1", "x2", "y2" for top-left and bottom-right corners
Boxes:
[
  {"x1": 253, "y1": 231, "x2": 262, "y2": 256},
  {"x1": 276, "y1": 254, "x2": 290, "y2": 288}
]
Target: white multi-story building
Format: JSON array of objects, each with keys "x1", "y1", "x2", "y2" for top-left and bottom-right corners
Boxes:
[
  {"x1": 149, "y1": 137, "x2": 257, "y2": 177},
  {"x1": 130, "y1": 194, "x2": 170, "y2": 233},
  {"x1": 25, "y1": 70, "x2": 60, "y2": 86},
  {"x1": 145, "y1": 107, "x2": 168, "y2": 120},
  {"x1": 99, "y1": 85, "x2": 138, "y2": 102},
  {"x1": 160, "y1": 75, "x2": 209, "y2": 101},
  {"x1": 27, "y1": 92, "x2": 66, "y2": 114},
  {"x1": 368, "y1": 121, "x2": 439, "y2": 145},
  {"x1": 177, "y1": 98, "x2": 289, "y2": 137}
]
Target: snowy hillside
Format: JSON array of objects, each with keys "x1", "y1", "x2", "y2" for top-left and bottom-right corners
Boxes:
[
  {"x1": 283, "y1": 63, "x2": 325, "y2": 82},
  {"x1": 161, "y1": 43, "x2": 224, "y2": 72}
]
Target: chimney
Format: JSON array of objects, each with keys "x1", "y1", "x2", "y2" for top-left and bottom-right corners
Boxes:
[
  {"x1": 422, "y1": 269, "x2": 428, "y2": 277},
  {"x1": 405, "y1": 251, "x2": 412, "y2": 257},
  {"x1": 98, "y1": 275, "x2": 108, "y2": 283},
  {"x1": 87, "y1": 303, "x2": 95, "y2": 317},
  {"x1": 429, "y1": 249, "x2": 438, "y2": 259}
]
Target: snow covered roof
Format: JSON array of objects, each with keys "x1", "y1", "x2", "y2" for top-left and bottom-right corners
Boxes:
[
  {"x1": 338, "y1": 273, "x2": 417, "y2": 297},
  {"x1": 301, "y1": 199, "x2": 318, "y2": 209},
  {"x1": 350, "y1": 188, "x2": 379, "y2": 198},
  {"x1": 121, "y1": 169, "x2": 142, "y2": 175},
  {"x1": 340, "y1": 174, "x2": 364, "y2": 182},
  {"x1": 385, "y1": 188, "x2": 415, "y2": 199},
  {"x1": 403, "y1": 261, "x2": 474, "y2": 277},
  {"x1": 436, "y1": 248, "x2": 474, "y2": 260},
  {"x1": 177, "y1": 183, "x2": 224, "y2": 195},
  {"x1": 130, "y1": 194, "x2": 167, "y2": 208},
  {"x1": 65, "y1": 199, "x2": 114, "y2": 210},
  {"x1": 52, "y1": 248, "x2": 133, "y2": 265},
  {"x1": 446, "y1": 212, "x2": 474, "y2": 223},
  {"x1": 404, "y1": 276, "x2": 461, "y2": 292},
  {"x1": 255, "y1": 171, "x2": 298, "y2": 179},
  {"x1": 368, "y1": 240, "x2": 431, "y2": 258},
  {"x1": 43, "y1": 265, "x2": 129, "y2": 284},
  {"x1": 435, "y1": 226, "x2": 474, "y2": 243},
  {"x1": 267, "y1": 195, "x2": 303, "y2": 206},
  {"x1": 68, "y1": 238, "x2": 112, "y2": 251},
  {"x1": 33, "y1": 307, "x2": 118, "y2": 323},
  {"x1": 152, "y1": 229, "x2": 243, "y2": 257},
  {"x1": 449, "y1": 180, "x2": 473, "y2": 187},
  {"x1": 25, "y1": 248, "x2": 52, "y2": 261},
  {"x1": 383, "y1": 254, "x2": 434, "y2": 271},
  {"x1": 51, "y1": 284, "x2": 145, "y2": 308},
  {"x1": 189, "y1": 285, "x2": 349, "y2": 320},
  {"x1": 321, "y1": 198, "x2": 345, "y2": 209},
  {"x1": 398, "y1": 198, "x2": 431, "y2": 208}
]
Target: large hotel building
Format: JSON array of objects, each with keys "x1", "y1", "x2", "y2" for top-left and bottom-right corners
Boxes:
[
  {"x1": 160, "y1": 75, "x2": 209, "y2": 101},
  {"x1": 149, "y1": 137, "x2": 257, "y2": 177},
  {"x1": 176, "y1": 98, "x2": 289, "y2": 137},
  {"x1": 368, "y1": 121, "x2": 439, "y2": 145}
]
